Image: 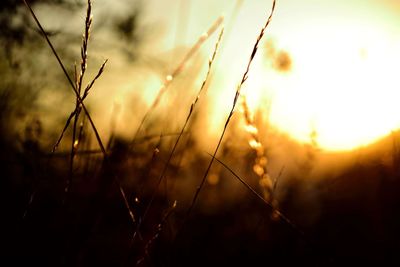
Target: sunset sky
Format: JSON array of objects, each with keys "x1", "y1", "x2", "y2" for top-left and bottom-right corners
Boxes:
[
  {"x1": 29, "y1": 0, "x2": 400, "y2": 152},
  {"x1": 144, "y1": 0, "x2": 400, "y2": 151}
]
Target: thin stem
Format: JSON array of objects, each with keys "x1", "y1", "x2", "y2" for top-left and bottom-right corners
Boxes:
[
  {"x1": 22, "y1": 0, "x2": 106, "y2": 156},
  {"x1": 183, "y1": 0, "x2": 276, "y2": 226},
  {"x1": 130, "y1": 15, "x2": 224, "y2": 147},
  {"x1": 52, "y1": 60, "x2": 108, "y2": 153},
  {"x1": 209, "y1": 154, "x2": 303, "y2": 236},
  {"x1": 132, "y1": 27, "x2": 224, "y2": 241},
  {"x1": 22, "y1": 0, "x2": 135, "y2": 228}
]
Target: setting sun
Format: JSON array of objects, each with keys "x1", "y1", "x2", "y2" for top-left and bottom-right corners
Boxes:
[{"x1": 231, "y1": 0, "x2": 400, "y2": 151}]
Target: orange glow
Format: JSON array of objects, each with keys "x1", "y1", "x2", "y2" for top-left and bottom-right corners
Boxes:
[
  {"x1": 239, "y1": 0, "x2": 400, "y2": 151},
  {"x1": 114, "y1": 0, "x2": 400, "y2": 152},
  {"x1": 174, "y1": 0, "x2": 395, "y2": 152}
]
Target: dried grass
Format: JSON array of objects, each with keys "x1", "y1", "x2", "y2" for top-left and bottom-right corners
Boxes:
[{"x1": 183, "y1": 0, "x2": 276, "y2": 223}]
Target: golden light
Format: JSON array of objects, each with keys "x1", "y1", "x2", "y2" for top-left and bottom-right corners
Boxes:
[
  {"x1": 119, "y1": 0, "x2": 400, "y2": 152},
  {"x1": 239, "y1": 0, "x2": 400, "y2": 151}
]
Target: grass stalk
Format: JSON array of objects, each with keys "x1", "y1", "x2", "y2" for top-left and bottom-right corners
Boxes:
[
  {"x1": 132, "y1": 27, "x2": 224, "y2": 241},
  {"x1": 241, "y1": 96, "x2": 275, "y2": 203},
  {"x1": 182, "y1": 0, "x2": 276, "y2": 226},
  {"x1": 130, "y1": 15, "x2": 224, "y2": 147},
  {"x1": 22, "y1": 0, "x2": 106, "y2": 156},
  {"x1": 53, "y1": 59, "x2": 107, "y2": 153},
  {"x1": 136, "y1": 201, "x2": 177, "y2": 266},
  {"x1": 209, "y1": 153, "x2": 304, "y2": 236},
  {"x1": 22, "y1": 0, "x2": 136, "y2": 227},
  {"x1": 67, "y1": 1, "x2": 92, "y2": 194}
]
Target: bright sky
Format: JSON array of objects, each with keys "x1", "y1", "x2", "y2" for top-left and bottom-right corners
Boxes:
[
  {"x1": 39, "y1": 0, "x2": 400, "y2": 152},
  {"x1": 136, "y1": 0, "x2": 400, "y2": 151}
]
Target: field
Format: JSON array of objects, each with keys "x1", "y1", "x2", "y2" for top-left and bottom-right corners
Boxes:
[{"x1": 2, "y1": 0, "x2": 400, "y2": 266}]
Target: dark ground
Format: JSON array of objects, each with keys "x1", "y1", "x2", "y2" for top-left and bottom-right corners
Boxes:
[{"x1": 2, "y1": 131, "x2": 400, "y2": 267}]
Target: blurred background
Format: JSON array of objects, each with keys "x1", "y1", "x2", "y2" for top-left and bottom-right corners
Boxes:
[{"x1": 2, "y1": 0, "x2": 400, "y2": 266}]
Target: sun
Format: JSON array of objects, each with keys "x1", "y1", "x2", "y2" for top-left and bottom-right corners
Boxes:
[
  {"x1": 145, "y1": 0, "x2": 400, "y2": 152},
  {"x1": 241, "y1": 0, "x2": 400, "y2": 151}
]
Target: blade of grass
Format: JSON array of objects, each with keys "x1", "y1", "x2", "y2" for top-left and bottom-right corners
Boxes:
[
  {"x1": 208, "y1": 153, "x2": 302, "y2": 234},
  {"x1": 22, "y1": 0, "x2": 106, "y2": 156},
  {"x1": 22, "y1": 0, "x2": 136, "y2": 228},
  {"x1": 136, "y1": 201, "x2": 177, "y2": 266},
  {"x1": 52, "y1": 110, "x2": 76, "y2": 153},
  {"x1": 130, "y1": 15, "x2": 224, "y2": 147},
  {"x1": 183, "y1": 0, "x2": 276, "y2": 222},
  {"x1": 132, "y1": 27, "x2": 224, "y2": 241},
  {"x1": 48, "y1": 132, "x2": 187, "y2": 158},
  {"x1": 82, "y1": 59, "x2": 108, "y2": 99},
  {"x1": 52, "y1": 59, "x2": 108, "y2": 153},
  {"x1": 67, "y1": 0, "x2": 96, "y2": 196}
]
